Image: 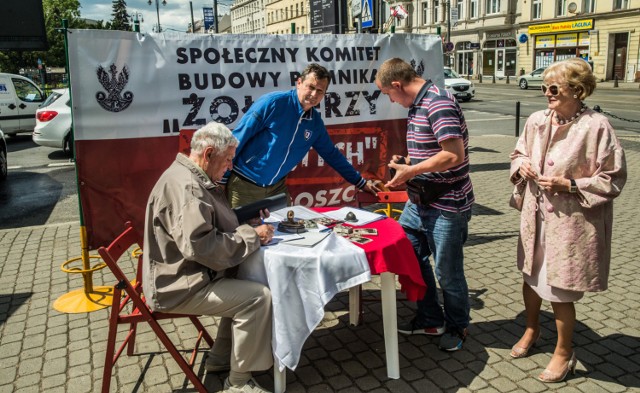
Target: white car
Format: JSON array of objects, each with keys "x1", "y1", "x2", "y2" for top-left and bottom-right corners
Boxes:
[
  {"x1": 444, "y1": 67, "x2": 475, "y2": 102},
  {"x1": 0, "y1": 72, "x2": 46, "y2": 136},
  {"x1": 33, "y1": 88, "x2": 73, "y2": 154}
]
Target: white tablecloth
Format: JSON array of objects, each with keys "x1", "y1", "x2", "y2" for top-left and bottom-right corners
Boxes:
[{"x1": 237, "y1": 232, "x2": 371, "y2": 371}]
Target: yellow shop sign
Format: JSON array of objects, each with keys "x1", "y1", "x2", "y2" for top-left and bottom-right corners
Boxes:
[{"x1": 528, "y1": 19, "x2": 593, "y2": 35}]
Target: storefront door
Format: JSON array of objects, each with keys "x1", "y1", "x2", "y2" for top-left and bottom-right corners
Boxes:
[{"x1": 495, "y1": 49, "x2": 505, "y2": 78}]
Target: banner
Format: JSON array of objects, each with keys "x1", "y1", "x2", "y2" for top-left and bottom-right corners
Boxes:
[{"x1": 67, "y1": 30, "x2": 444, "y2": 248}]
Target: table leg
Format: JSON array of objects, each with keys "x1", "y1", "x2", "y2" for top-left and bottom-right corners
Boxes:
[
  {"x1": 380, "y1": 272, "x2": 400, "y2": 379},
  {"x1": 349, "y1": 285, "x2": 361, "y2": 326},
  {"x1": 274, "y1": 365, "x2": 286, "y2": 393}
]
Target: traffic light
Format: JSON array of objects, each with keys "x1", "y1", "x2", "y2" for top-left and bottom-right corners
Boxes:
[{"x1": 436, "y1": 26, "x2": 441, "y2": 36}]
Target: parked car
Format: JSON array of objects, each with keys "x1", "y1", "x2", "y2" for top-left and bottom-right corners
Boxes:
[
  {"x1": 0, "y1": 73, "x2": 46, "y2": 136},
  {"x1": 518, "y1": 67, "x2": 547, "y2": 89},
  {"x1": 0, "y1": 128, "x2": 7, "y2": 181},
  {"x1": 444, "y1": 67, "x2": 475, "y2": 102},
  {"x1": 33, "y1": 88, "x2": 73, "y2": 154}
]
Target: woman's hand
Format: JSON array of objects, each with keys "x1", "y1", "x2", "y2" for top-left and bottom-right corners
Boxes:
[
  {"x1": 518, "y1": 162, "x2": 538, "y2": 182},
  {"x1": 538, "y1": 176, "x2": 571, "y2": 194}
]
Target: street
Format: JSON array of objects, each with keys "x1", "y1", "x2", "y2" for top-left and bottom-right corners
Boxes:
[{"x1": 1, "y1": 82, "x2": 638, "y2": 230}]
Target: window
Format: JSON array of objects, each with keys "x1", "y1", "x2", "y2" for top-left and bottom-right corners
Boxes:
[
  {"x1": 433, "y1": 0, "x2": 440, "y2": 23},
  {"x1": 296, "y1": 4, "x2": 299, "y2": 16},
  {"x1": 456, "y1": 0, "x2": 464, "y2": 19},
  {"x1": 556, "y1": 0, "x2": 567, "y2": 16},
  {"x1": 12, "y1": 79, "x2": 43, "y2": 102},
  {"x1": 583, "y1": 0, "x2": 595, "y2": 13},
  {"x1": 613, "y1": 0, "x2": 628, "y2": 9},
  {"x1": 422, "y1": 1, "x2": 429, "y2": 25},
  {"x1": 532, "y1": 0, "x2": 542, "y2": 19},
  {"x1": 485, "y1": 0, "x2": 500, "y2": 14},
  {"x1": 469, "y1": 0, "x2": 478, "y2": 18}
]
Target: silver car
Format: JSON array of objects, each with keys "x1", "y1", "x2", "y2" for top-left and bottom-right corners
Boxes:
[
  {"x1": 33, "y1": 88, "x2": 73, "y2": 154},
  {"x1": 518, "y1": 67, "x2": 547, "y2": 89}
]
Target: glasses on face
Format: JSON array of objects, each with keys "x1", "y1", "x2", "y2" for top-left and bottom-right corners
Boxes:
[{"x1": 541, "y1": 84, "x2": 562, "y2": 96}]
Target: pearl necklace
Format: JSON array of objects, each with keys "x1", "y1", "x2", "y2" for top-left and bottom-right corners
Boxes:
[{"x1": 555, "y1": 103, "x2": 587, "y2": 125}]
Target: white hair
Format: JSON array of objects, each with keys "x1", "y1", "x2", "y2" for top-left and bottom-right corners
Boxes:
[{"x1": 190, "y1": 122, "x2": 238, "y2": 156}]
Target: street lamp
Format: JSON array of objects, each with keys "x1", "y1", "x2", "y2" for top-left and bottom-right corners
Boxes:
[
  {"x1": 148, "y1": 0, "x2": 167, "y2": 33},
  {"x1": 129, "y1": 12, "x2": 144, "y2": 32}
]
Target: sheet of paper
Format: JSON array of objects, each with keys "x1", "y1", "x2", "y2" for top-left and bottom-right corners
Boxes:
[
  {"x1": 268, "y1": 230, "x2": 304, "y2": 245},
  {"x1": 322, "y1": 207, "x2": 386, "y2": 226},
  {"x1": 267, "y1": 205, "x2": 329, "y2": 222},
  {"x1": 279, "y1": 231, "x2": 331, "y2": 247}
]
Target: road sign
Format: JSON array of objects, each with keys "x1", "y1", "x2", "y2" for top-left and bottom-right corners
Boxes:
[
  {"x1": 445, "y1": 42, "x2": 454, "y2": 52},
  {"x1": 361, "y1": 0, "x2": 373, "y2": 28}
]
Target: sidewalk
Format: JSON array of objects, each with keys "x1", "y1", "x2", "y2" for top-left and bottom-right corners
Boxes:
[{"x1": 1, "y1": 135, "x2": 638, "y2": 393}]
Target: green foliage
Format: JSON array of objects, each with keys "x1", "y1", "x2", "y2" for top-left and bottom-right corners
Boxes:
[{"x1": 110, "y1": 0, "x2": 131, "y2": 31}]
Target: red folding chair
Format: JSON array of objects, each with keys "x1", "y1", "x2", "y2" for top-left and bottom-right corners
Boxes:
[{"x1": 98, "y1": 222, "x2": 214, "y2": 393}]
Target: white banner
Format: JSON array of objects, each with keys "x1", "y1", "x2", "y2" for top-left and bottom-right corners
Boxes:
[{"x1": 67, "y1": 31, "x2": 444, "y2": 141}]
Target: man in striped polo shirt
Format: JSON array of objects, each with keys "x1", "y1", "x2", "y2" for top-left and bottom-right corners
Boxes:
[{"x1": 375, "y1": 58, "x2": 474, "y2": 351}]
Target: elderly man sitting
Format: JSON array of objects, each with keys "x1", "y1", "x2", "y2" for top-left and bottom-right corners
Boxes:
[{"x1": 142, "y1": 122, "x2": 275, "y2": 392}]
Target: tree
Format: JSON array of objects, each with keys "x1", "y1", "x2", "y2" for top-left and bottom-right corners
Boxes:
[{"x1": 110, "y1": 0, "x2": 131, "y2": 31}]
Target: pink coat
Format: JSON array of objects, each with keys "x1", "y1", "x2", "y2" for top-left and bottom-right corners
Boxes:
[{"x1": 510, "y1": 109, "x2": 626, "y2": 292}]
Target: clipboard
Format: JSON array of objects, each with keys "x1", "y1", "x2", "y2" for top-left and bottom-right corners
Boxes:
[{"x1": 233, "y1": 193, "x2": 288, "y2": 223}]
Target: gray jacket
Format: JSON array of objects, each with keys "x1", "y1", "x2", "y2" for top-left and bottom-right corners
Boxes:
[{"x1": 142, "y1": 153, "x2": 261, "y2": 311}]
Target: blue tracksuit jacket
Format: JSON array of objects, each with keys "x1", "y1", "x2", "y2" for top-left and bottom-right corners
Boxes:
[{"x1": 221, "y1": 89, "x2": 366, "y2": 189}]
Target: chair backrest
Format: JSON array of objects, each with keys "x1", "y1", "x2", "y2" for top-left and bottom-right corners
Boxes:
[{"x1": 98, "y1": 222, "x2": 140, "y2": 285}]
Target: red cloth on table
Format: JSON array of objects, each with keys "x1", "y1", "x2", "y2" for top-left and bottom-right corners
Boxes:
[{"x1": 314, "y1": 207, "x2": 426, "y2": 301}]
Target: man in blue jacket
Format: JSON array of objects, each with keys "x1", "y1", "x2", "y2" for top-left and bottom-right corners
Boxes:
[{"x1": 220, "y1": 63, "x2": 379, "y2": 207}]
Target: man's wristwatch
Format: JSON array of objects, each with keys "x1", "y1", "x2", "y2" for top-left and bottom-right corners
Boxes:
[{"x1": 569, "y1": 179, "x2": 578, "y2": 193}]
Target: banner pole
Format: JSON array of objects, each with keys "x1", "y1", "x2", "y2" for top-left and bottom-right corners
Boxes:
[{"x1": 53, "y1": 19, "x2": 113, "y2": 313}]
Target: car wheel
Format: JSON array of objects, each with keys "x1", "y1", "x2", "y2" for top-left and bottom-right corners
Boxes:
[
  {"x1": 519, "y1": 79, "x2": 528, "y2": 89},
  {"x1": 0, "y1": 149, "x2": 7, "y2": 181}
]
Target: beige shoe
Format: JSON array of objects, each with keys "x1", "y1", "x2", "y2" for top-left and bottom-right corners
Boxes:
[
  {"x1": 538, "y1": 352, "x2": 577, "y2": 383},
  {"x1": 510, "y1": 331, "x2": 541, "y2": 359},
  {"x1": 222, "y1": 377, "x2": 271, "y2": 393}
]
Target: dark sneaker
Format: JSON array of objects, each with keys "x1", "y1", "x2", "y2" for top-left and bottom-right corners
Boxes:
[
  {"x1": 438, "y1": 328, "x2": 468, "y2": 352},
  {"x1": 398, "y1": 319, "x2": 445, "y2": 336}
]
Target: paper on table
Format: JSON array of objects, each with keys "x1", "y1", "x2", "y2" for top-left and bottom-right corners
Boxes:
[
  {"x1": 279, "y1": 231, "x2": 331, "y2": 247},
  {"x1": 322, "y1": 207, "x2": 386, "y2": 226},
  {"x1": 268, "y1": 205, "x2": 329, "y2": 222},
  {"x1": 268, "y1": 230, "x2": 304, "y2": 245}
]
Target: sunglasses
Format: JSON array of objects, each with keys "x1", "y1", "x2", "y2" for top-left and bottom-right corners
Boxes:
[{"x1": 541, "y1": 84, "x2": 563, "y2": 96}]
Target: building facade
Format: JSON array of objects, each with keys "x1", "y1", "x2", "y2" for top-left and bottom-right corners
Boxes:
[{"x1": 224, "y1": 0, "x2": 639, "y2": 81}]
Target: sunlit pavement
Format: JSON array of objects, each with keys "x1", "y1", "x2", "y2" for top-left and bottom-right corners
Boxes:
[{"x1": 1, "y1": 134, "x2": 638, "y2": 392}]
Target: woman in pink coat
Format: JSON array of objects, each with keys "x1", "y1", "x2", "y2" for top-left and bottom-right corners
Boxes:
[{"x1": 509, "y1": 58, "x2": 626, "y2": 383}]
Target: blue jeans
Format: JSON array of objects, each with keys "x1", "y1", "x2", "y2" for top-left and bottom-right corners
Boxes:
[{"x1": 398, "y1": 201, "x2": 471, "y2": 331}]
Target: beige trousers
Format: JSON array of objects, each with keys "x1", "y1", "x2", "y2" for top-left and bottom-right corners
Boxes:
[{"x1": 169, "y1": 277, "x2": 273, "y2": 373}]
